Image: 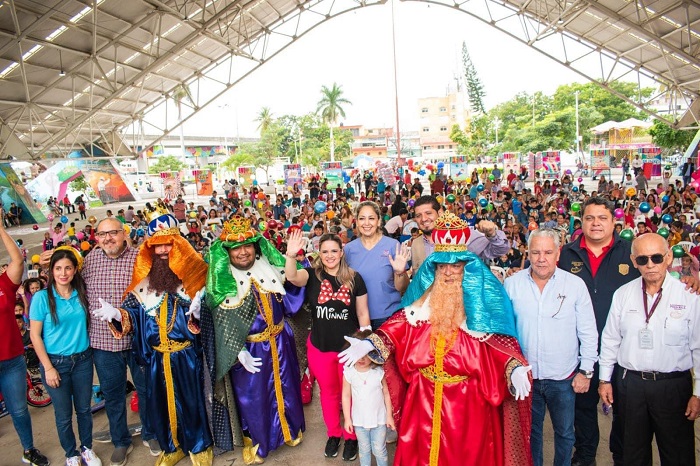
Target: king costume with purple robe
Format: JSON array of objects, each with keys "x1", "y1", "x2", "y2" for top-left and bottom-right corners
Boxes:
[{"x1": 202, "y1": 216, "x2": 305, "y2": 464}]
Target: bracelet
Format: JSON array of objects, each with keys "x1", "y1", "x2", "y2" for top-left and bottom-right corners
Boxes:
[{"x1": 599, "y1": 380, "x2": 611, "y2": 385}]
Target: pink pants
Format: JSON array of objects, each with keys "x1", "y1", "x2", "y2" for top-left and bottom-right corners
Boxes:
[{"x1": 307, "y1": 336, "x2": 356, "y2": 440}]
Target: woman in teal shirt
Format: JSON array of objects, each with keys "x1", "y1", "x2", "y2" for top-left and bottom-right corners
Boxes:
[{"x1": 30, "y1": 247, "x2": 101, "y2": 466}]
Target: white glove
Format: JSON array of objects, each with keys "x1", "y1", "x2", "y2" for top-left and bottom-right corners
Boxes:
[
  {"x1": 92, "y1": 298, "x2": 121, "y2": 322},
  {"x1": 511, "y1": 365, "x2": 532, "y2": 400},
  {"x1": 338, "y1": 336, "x2": 375, "y2": 367},
  {"x1": 238, "y1": 350, "x2": 262, "y2": 374},
  {"x1": 185, "y1": 288, "x2": 204, "y2": 320}
]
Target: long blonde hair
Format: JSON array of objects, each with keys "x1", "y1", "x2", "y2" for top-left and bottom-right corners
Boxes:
[{"x1": 313, "y1": 234, "x2": 356, "y2": 292}]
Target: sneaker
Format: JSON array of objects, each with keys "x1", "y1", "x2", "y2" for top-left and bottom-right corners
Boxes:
[
  {"x1": 22, "y1": 448, "x2": 50, "y2": 466},
  {"x1": 324, "y1": 437, "x2": 341, "y2": 458},
  {"x1": 342, "y1": 439, "x2": 358, "y2": 461},
  {"x1": 143, "y1": 439, "x2": 161, "y2": 457},
  {"x1": 80, "y1": 446, "x2": 102, "y2": 466},
  {"x1": 109, "y1": 445, "x2": 133, "y2": 466},
  {"x1": 65, "y1": 457, "x2": 80, "y2": 466}
]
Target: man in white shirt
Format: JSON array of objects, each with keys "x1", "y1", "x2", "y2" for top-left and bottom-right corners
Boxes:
[
  {"x1": 384, "y1": 208, "x2": 407, "y2": 237},
  {"x1": 598, "y1": 233, "x2": 700, "y2": 465},
  {"x1": 505, "y1": 229, "x2": 598, "y2": 466}
]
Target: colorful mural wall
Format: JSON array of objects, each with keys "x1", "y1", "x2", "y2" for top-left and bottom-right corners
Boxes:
[{"x1": 0, "y1": 163, "x2": 46, "y2": 224}]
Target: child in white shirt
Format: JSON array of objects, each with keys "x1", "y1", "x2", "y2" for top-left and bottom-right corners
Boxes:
[{"x1": 342, "y1": 331, "x2": 394, "y2": 466}]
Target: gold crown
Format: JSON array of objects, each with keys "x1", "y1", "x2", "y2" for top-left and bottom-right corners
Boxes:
[
  {"x1": 145, "y1": 202, "x2": 170, "y2": 222},
  {"x1": 431, "y1": 211, "x2": 471, "y2": 253},
  {"x1": 220, "y1": 216, "x2": 257, "y2": 242}
]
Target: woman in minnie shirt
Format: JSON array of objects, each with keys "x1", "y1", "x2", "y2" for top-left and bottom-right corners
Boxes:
[{"x1": 285, "y1": 230, "x2": 370, "y2": 461}]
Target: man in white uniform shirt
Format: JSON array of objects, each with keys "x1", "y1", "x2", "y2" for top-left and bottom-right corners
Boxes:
[
  {"x1": 505, "y1": 229, "x2": 598, "y2": 466},
  {"x1": 598, "y1": 233, "x2": 700, "y2": 465}
]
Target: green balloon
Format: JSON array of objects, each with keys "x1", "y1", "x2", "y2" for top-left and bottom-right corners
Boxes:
[
  {"x1": 243, "y1": 199, "x2": 252, "y2": 207},
  {"x1": 571, "y1": 203, "x2": 581, "y2": 212},
  {"x1": 446, "y1": 194, "x2": 456, "y2": 203},
  {"x1": 489, "y1": 174, "x2": 495, "y2": 181},
  {"x1": 487, "y1": 203, "x2": 494, "y2": 211},
  {"x1": 669, "y1": 271, "x2": 681, "y2": 279},
  {"x1": 657, "y1": 227, "x2": 670, "y2": 239},
  {"x1": 672, "y1": 245, "x2": 686, "y2": 258},
  {"x1": 620, "y1": 229, "x2": 635, "y2": 241}
]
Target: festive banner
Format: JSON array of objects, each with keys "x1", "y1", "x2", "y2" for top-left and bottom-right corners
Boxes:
[
  {"x1": 502, "y1": 152, "x2": 520, "y2": 179},
  {"x1": 449, "y1": 156, "x2": 469, "y2": 180},
  {"x1": 162, "y1": 173, "x2": 182, "y2": 200},
  {"x1": 195, "y1": 170, "x2": 213, "y2": 196},
  {"x1": 639, "y1": 146, "x2": 662, "y2": 178},
  {"x1": 541, "y1": 151, "x2": 561, "y2": 180},
  {"x1": 237, "y1": 166, "x2": 255, "y2": 186},
  {"x1": 322, "y1": 161, "x2": 344, "y2": 188},
  {"x1": 590, "y1": 149, "x2": 612, "y2": 179},
  {"x1": 284, "y1": 163, "x2": 302, "y2": 189}
]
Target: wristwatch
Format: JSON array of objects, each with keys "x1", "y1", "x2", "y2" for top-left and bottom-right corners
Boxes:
[{"x1": 578, "y1": 370, "x2": 594, "y2": 379}]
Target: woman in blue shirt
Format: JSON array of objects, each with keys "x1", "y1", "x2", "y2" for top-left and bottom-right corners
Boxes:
[
  {"x1": 30, "y1": 247, "x2": 100, "y2": 466},
  {"x1": 344, "y1": 201, "x2": 410, "y2": 329}
]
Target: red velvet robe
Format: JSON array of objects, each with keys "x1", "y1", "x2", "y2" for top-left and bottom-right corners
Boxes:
[{"x1": 375, "y1": 310, "x2": 532, "y2": 466}]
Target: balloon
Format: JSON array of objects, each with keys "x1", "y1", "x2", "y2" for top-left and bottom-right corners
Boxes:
[
  {"x1": 265, "y1": 211, "x2": 273, "y2": 218},
  {"x1": 437, "y1": 162, "x2": 444, "y2": 169},
  {"x1": 189, "y1": 211, "x2": 197, "y2": 218},
  {"x1": 267, "y1": 220, "x2": 277, "y2": 230},
  {"x1": 436, "y1": 196, "x2": 443, "y2": 204},
  {"x1": 88, "y1": 215, "x2": 97, "y2": 225},
  {"x1": 477, "y1": 184, "x2": 485, "y2": 192},
  {"x1": 639, "y1": 202, "x2": 651, "y2": 213},
  {"x1": 47, "y1": 213, "x2": 54, "y2": 222},
  {"x1": 257, "y1": 202, "x2": 264, "y2": 209},
  {"x1": 653, "y1": 206, "x2": 662, "y2": 214},
  {"x1": 662, "y1": 214, "x2": 673, "y2": 224},
  {"x1": 571, "y1": 203, "x2": 581, "y2": 213},
  {"x1": 60, "y1": 215, "x2": 68, "y2": 223},
  {"x1": 123, "y1": 224, "x2": 131, "y2": 235},
  {"x1": 657, "y1": 227, "x2": 670, "y2": 239},
  {"x1": 488, "y1": 174, "x2": 495, "y2": 181},
  {"x1": 314, "y1": 201, "x2": 327, "y2": 214},
  {"x1": 614, "y1": 208, "x2": 624, "y2": 219},
  {"x1": 486, "y1": 203, "x2": 494, "y2": 212},
  {"x1": 672, "y1": 245, "x2": 686, "y2": 258},
  {"x1": 578, "y1": 177, "x2": 583, "y2": 183},
  {"x1": 408, "y1": 199, "x2": 415, "y2": 207},
  {"x1": 80, "y1": 241, "x2": 90, "y2": 251},
  {"x1": 479, "y1": 198, "x2": 488, "y2": 207},
  {"x1": 276, "y1": 221, "x2": 284, "y2": 230},
  {"x1": 327, "y1": 210, "x2": 335, "y2": 219},
  {"x1": 32, "y1": 224, "x2": 38, "y2": 230},
  {"x1": 76, "y1": 232, "x2": 84, "y2": 240},
  {"x1": 665, "y1": 164, "x2": 672, "y2": 170},
  {"x1": 662, "y1": 195, "x2": 670, "y2": 203},
  {"x1": 465, "y1": 201, "x2": 475, "y2": 211},
  {"x1": 669, "y1": 271, "x2": 681, "y2": 279},
  {"x1": 418, "y1": 170, "x2": 426, "y2": 176},
  {"x1": 565, "y1": 169, "x2": 572, "y2": 175},
  {"x1": 619, "y1": 229, "x2": 635, "y2": 241},
  {"x1": 257, "y1": 192, "x2": 265, "y2": 200},
  {"x1": 572, "y1": 187, "x2": 579, "y2": 192},
  {"x1": 259, "y1": 222, "x2": 267, "y2": 232},
  {"x1": 243, "y1": 199, "x2": 252, "y2": 207},
  {"x1": 31, "y1": 254, "x2": 40, "y2": 264},
  {"x1": 625, "y1": 187, "x2": 636, "y2": 197},
  {"x1": 558, "y1": 206, "x2": 565, "y2": 214},
  {"x1": 446, "y1": 194, "x2": 456, "y2": 203},
  {"x1": 691, "y1": 181, "x2": 700, "y2": 190}
]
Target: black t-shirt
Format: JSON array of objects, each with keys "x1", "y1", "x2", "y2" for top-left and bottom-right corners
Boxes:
[{"x1": 305, "y1": 267, "x2": 367, "y2": 352}]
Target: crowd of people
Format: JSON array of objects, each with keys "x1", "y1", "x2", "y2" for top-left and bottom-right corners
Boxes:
[{"x1": 0, "y1": 164, "x2": 699, "y2": 466}]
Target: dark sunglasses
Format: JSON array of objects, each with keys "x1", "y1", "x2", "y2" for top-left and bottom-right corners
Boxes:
[{"x1": 634, "y1": 253, "x2": 667, "y2": 266}]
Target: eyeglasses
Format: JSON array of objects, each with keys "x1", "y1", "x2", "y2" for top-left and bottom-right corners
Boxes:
[
  {"x1": 95, "y1": 229, "x2": 123, "y2": 238},
  {"x1": 634, "y1": 252, "x2": 667, "y2": 266}
]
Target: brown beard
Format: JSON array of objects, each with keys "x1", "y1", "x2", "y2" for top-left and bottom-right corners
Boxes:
[
  {"x1": 429, "y1": 274, "x2": 465, "y2": 340},
  {"x1": 148, "y1": 255, "x2": 182, "y2": 295}
]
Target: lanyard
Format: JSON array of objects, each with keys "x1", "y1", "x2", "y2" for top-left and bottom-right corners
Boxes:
[{"x1": 641, "y1": 281, "x2": 663, "y2": 325}]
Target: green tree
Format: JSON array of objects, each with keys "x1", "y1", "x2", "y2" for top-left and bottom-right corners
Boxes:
[
  {"x1": 255, "y1": 107, "x2": 274, "y2": 135},
  {"x1": 317, "y1": 83, "x2": 351, "y2": 162},
  {"x1": 221, "y1": 146, "x2": 255, "y2": 172},
  {"x1": 148, "y1": 155, "x2": 186, "y2": 174},
  {"x1": 69, "y1": 175, "x2": 90, "y2": 194},
  {"x1": 649, "y1": 120, "x2": 698, "y2": 151},
  {"x1": 462, "y1": 42, "x2": 486, "y2": 114}
]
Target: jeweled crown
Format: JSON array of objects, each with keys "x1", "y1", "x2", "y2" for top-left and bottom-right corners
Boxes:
[
  {"x1": 220, "y1": 216, "x2": 257, "y2": 242},
  {"x1": 431, "y1": 211, "x2": 471, "y2": 252},
  {"x1": 145, "y1": 202, "x2": 170, "y2": 222},
  {"x1": 146, "y1": 201, "x2": 180, "y2": 237}
]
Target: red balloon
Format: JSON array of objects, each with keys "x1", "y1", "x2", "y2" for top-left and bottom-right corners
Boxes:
[
  {"x1": 265, "y1": 210, "x2": 273, "y2": 218},
  {"x1": 32, "y1": 224, "x2": 39, "y2": 230},
  {"x1": 465, "y1": 201, "x2": 475, "y2": 211},
  {"x1": 267, "y1": 220, "x2": 277, "y2": 229},
  {"x1": 276, "y1": 221, "x2": 284, "y2": 230}
]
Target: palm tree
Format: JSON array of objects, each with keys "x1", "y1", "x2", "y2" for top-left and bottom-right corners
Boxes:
[
  {"x1": 255, "y1": 107, "x2": 274, "y2": 135},
  {"x1": 317, "y1": 83, "x2": 351, "y2": 162}
]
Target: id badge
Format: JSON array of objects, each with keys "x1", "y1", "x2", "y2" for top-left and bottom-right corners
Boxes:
[{"x1": 639, "y1": 328, "x2": 654, "y2": 349}]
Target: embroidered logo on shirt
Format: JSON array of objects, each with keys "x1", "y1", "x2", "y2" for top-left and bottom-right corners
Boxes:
[
  {"x1": 570, "y1": 261, "x2": 583, "y2": 274},
  {"x1": 619, "y1": 264, "x2": 629, "y2": 275}
]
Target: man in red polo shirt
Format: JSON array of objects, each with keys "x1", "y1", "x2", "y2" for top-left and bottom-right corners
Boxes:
[{"x1": 0, "y1": 213, "x2": 50, "y2": 466}]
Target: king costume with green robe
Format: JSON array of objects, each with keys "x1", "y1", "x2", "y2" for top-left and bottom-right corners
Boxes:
[{"x1": 201, "y1": 217, "x2": 305, "y2": 464}]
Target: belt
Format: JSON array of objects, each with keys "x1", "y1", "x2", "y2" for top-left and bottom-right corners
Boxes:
[
  {"x1": 152, "y1": 339, "x2": 191, "y2": 353},
  {"x1": 624, "y1": 368, "x2": 689, "y2": 381},
  {"x1": 419, "y1": 364, "x2": 468, "y2": 384},
  {"x1": 247, "y1": 321, "x2": 284, "y2": 342}
]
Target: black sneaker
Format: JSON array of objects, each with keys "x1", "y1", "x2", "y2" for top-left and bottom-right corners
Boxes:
[
  {"x1": 342, "y1": 439, "x2": 358, "y2": 461},
  {"x1": 324, "y1": 437, "x2": 341, "y2": 458},
  {"x1": 22, "y1": 448, "x2": 50, "y2": 466}
]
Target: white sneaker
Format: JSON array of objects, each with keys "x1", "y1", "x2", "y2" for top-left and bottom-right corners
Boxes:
[
  {"x1": 80, "y1": 447, "x2": 102, "y2": 466},
  {"x1": 66, "y1": 457, "x2": 81, "y2": 466}
]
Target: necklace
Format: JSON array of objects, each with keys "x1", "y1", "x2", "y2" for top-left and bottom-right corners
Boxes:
[{"x1": 356, "y1": 368, "x2": 371, "y2": 385}]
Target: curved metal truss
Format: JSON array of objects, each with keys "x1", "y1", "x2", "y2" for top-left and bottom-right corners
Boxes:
[{"x1": 0, "y1": 0, "x2": 698, "y2": 159}]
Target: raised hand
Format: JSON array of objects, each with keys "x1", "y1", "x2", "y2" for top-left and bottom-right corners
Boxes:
[
  {"x1": 388, "y1": 242, "x2": 410, "y2": 274},
  {"x1": 285, "y1": 229, "x2": 306, "y2": 257}
]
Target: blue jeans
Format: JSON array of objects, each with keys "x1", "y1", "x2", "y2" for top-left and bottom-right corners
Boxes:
[
  {"x1": 531, "y1": 377, "x2": 576, "y2": 466},
  {"x1": 41, "y1": 348, "x2": 94, "y2": 458},
  {"x1": 354, "y1": 425, "x2": 388, "y2": 466},
  {"x1": 0, "y1": 354, "x2": 34, "y2": 451},
  {"x1": 93, "y1": 349, "x2": 154, "y2": 447}
]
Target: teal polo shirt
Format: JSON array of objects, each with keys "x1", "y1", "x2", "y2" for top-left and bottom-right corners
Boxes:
[{"x1": 30, "y1": 288, "x2": 89, "y2": 356}]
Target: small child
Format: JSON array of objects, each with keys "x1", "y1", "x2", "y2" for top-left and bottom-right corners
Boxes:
[{"x1": 341, "y1": 330, "x2": 394, "y2": 466}]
